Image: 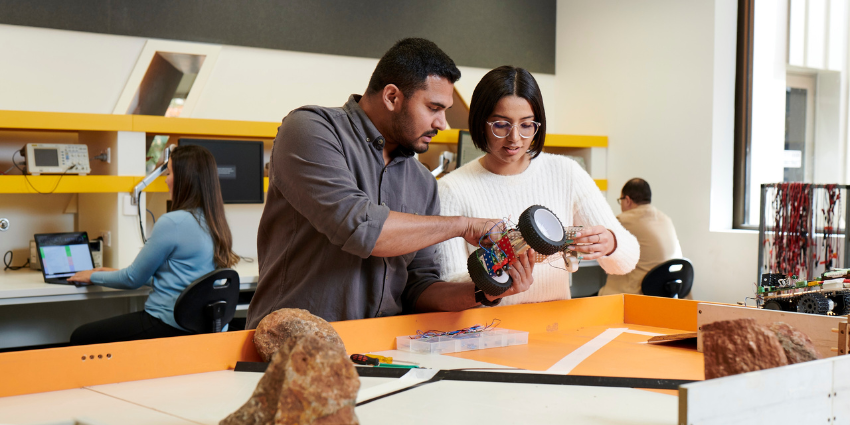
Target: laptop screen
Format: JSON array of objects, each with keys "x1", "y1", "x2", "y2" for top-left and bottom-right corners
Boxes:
[{"x1": 34, "y1": 233, "x2": 94, "y2": 280}]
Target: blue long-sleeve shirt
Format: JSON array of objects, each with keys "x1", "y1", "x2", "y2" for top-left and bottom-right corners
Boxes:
[{"x1": 91, "y1": 209, "x2": 215, "y2": 331}]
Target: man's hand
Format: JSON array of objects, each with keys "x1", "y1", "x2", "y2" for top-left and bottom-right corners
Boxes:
[
  {"x1": 486, "y1": 248, "x2": 536, "y2": 301},
  {"x1": 462, "y1": 217, "x2": 505, "y2": 247},
  {"x1": 568, "y1": 226, "x2": 616, "y2": 260}
]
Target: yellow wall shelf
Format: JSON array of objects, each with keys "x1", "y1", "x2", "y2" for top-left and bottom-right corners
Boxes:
[
  {"x1": 0, "y1": 176, "x2": 270, "y2": 194},
  {"x1": 0, "y1": 176, "x2": 598, "y2": 194},
  {"x1": 432, "y1": 129, "x2": 607, "y2": 148},
  {"x1": 0, "y1": 111, "x2": 606, "y2": 147},
  {"x1": 0, "y1": 110, "x2": 279, "y2": 138},
  {"x1": 0, "y1": 176, "x2": 166, "y2": 194}
]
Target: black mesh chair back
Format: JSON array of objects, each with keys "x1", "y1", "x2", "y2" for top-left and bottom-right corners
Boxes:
[
  {"x1": 641, "y1": 259, "x2": 694, "y2": 299},
  {"x1": 174, "y1": 268, "x2": 240, "y2": 334}
]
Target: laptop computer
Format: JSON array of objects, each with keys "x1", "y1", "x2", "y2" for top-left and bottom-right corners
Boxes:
[{"x1": 33, "y1": 232, "x2": 95, "y2": 285}]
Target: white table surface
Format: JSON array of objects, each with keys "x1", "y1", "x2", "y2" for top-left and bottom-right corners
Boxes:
[
  {"x1": 0, "y1": 260, "x2": 259, "y2": 306},
  {"x1": 0, "y1": 349, "x2": 678, "y2": 425}
]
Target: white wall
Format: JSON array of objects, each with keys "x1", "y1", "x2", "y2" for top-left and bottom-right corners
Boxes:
[
  {"x1": 0, "y1": 24, "x2": 557, "y2": 262},
  {"x1": 0, "y1": 23, "x2": 556, "y2": 126},
  {"x1": 187, "y1": 46, "x2": 557, "y2": 125},
  {"x1": 556, "y1": 0, "x2": 756, "y2": 304},
  {"x1": 0, "y1": 24, "x2": 144, "y2": 114}
]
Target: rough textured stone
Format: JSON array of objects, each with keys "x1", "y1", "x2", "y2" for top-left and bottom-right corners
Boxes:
[
  {"x1": 275, "y1": 334, "x2": 360, "y2": 424},
  {"x1": 703, "y1": 318, "x2": 789, "y2": 380},
  {"x1": 221, "y1": 334, "x2": 360, "y2": 425},
  {"x1": 767, "y1": 322, "x2": 820, "y2": 364},
  {"x1": 220, "y1": 344, "x2": 288, "y2": 425},
  {"x1": 254, "y1": 308, "x2": 345, "y2": 362}
]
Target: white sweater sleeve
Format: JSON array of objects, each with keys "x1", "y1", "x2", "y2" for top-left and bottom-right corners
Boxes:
[
  {"x1": 435, "y1": 182, "x2": 474, "y2": 283},
  {"x1": 570, "y1": 165, "x2": 639, "y2": 275}
]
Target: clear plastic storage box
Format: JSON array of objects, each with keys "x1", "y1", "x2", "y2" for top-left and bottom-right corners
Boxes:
[{"x1": 396, "y1": 328, "x2": 529, "y2": 354}]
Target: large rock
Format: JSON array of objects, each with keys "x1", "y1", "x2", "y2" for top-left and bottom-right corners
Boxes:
[
  {"x1": 275, "y1": 334, "x2": 360, "y2": 424},
  {"x1": 219, "y1": 343, "x2": 288, "y2": 425},
  {"x1": 254, "y1": 308, "x2": 345, "y2": 362},
  {"x1": 221, "y1": 334, "x2": 360, "y2": 425},
  {"x1": 767, "y1": 322, "x2": 820, "y2": 364},
  {"x1": 703, "y1": 318, "x2": 789, "y2": 380}
]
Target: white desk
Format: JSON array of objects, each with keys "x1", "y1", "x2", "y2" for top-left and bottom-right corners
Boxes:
[
  {"x1": 0, "y1": 260, "x2": 260, "y2": 349},
  {"x1": 0, "y1": 349, "x2": 678, "y2": 425},
  {"x1": 0, "y1": 260, "x2": 260, "y2": 306}
]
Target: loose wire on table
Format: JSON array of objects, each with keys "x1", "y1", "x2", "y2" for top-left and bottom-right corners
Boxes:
[{"x1": 411, "y1": 319, "x2": 502, "y2": 339}]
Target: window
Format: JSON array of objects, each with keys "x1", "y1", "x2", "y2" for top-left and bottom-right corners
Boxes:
[{"x1": 734, "y1": 0, "x2": 848, "y2": 229}]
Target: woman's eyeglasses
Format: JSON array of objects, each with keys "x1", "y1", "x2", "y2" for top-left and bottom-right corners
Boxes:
[{"x1": 486, "y1": 121, "x2": 541, "y2": 139}]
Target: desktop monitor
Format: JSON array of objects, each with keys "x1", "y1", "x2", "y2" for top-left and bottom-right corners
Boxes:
[
  {"x1": 456, "y1": 130, "x2": 485, "y2": 169},
  {"x1": 178, "y1": 138, "x2": 264, "y2": 204}
]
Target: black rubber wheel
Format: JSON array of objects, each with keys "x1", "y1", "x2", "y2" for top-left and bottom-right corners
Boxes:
[
  {"x1": 763, "y1": 300, "x2": 784, "y2": 311},
  {"x1": 796, "y1": 293, "x2": 830, "y2": 315},
  {"x1": 518, "y1": 205, "x2": 568, "y2": 255},
  {"x1": 467, "y1": 249, "x2": 512, "y2": 296},
  {"x1": 829, "y1": 290, "x2": 850, "y2": 315}
]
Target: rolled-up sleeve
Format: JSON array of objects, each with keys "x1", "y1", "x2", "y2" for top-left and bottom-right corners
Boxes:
[{"x1": 272, "y1": 110, "x2": 390, "y2": 258}]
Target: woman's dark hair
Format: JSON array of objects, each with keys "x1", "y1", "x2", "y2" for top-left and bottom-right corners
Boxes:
[
  {"x1": 169, "y1": 145, "x2": 239, "y2": 268},
  {"x1": 468, "y1": 66, "x2": 546, "y2": 158},
  {"x1": 366, "y1": 38, "x2": 461, "y2": 97}
]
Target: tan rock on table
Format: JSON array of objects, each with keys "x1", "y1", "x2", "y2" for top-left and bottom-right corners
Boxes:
[
  {"x1": 221, "y1": 334, "x2": 360, "y2": 425},
  {"x1": 767, "y1": 322, "x2": 820, "y2": 364},
  {"x1": 703, "y1": 318, "x2": 820, "y2": 380},
  {"x1": 254, "y1": 308, "x2": 346, "y2": 362}
]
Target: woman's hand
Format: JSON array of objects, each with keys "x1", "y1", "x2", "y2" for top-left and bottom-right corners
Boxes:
[
  {"x1": 67, "y1": 270, "x2": 95, "y2": 285},
  {"x1": 568, "y1": 226, "x2": 617, "y2": 260},
  {"x1": 67, "y1": 267, "x2": 116, "y2": 285},
  {"x1": 487, "y1": 248, "x2": 536, "y2": 301}
]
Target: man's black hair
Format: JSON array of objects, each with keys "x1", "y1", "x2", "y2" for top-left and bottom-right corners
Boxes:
[
  {"x1": 366, "y1": 38, "x2": 461, "y2": 97},
  {"x1": 622, "y1": 178, "x2": 652, "y2": 204}
]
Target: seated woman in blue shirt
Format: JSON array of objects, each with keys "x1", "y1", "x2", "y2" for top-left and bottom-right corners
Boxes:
[{"x1": 68, "y1": 145, "x2": 239, "y2": 344}]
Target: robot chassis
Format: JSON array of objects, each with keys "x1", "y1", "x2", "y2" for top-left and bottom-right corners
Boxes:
[
  {"x1": 759, "y1": 270, "x2": 850, "y2": 316},
  {"x1": 467, "y1": 205, "x2": 582, "y2": 296}
]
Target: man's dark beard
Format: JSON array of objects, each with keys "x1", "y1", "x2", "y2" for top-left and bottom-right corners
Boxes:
[{"x1": 391, "y1": 102, "x2": 437, "y2": 154}]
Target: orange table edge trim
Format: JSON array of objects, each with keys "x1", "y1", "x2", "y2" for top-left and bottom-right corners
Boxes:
[{"x1": 0, "y1": 295, "x2": 699, "y2": 398}]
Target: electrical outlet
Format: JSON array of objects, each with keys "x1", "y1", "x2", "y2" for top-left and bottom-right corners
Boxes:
[
  {"x1": 123, "y1": 194, "x2": 138, "y2": 216},
  {"x1": 100, "y1": 231, "x2": 111, "y2": 247}
]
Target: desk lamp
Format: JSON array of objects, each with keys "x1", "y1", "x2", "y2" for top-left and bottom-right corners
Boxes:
[{"x1": 131, "y1": 146, "x2": 171, "y2": 243}]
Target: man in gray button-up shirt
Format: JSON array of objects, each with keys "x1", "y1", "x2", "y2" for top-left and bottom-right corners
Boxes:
[{"x1": 247, "y1": 38, "x2": 536, "y2": 326}]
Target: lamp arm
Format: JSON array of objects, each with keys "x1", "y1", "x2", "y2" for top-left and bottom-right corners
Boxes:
[{"x1": 131, "y1": 146, "x2": 171, "y2": 205}]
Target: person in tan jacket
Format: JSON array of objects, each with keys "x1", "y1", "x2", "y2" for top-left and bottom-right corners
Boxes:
[{"x1": 598, "y1": 178, "x2": 683, "y2": 296}]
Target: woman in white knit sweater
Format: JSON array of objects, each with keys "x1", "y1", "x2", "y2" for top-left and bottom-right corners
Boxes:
[{"x1": 436, "y1": 66, "x2": 639, "y2": 306}]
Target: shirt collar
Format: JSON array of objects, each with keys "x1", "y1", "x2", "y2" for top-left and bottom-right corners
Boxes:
[
  {"x1": 344, "y1": 94, "x2": 385, "y2": 147},
  {"x1": 343, "y1": 94, "x2": 415, "y2": 158}
]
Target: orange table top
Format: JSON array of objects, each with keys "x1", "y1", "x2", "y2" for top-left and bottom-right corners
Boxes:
[{"x1": 0, "y1": 294, "x2": 703, "y2": 398}]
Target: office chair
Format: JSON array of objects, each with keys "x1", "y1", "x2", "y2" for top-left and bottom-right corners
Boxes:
[
  {"x1": 641, "y1": 259, "x2": 694, "y2": 299},
  {"x1": 174, "y1": 268, "x2": 240, "y2": 334}
]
